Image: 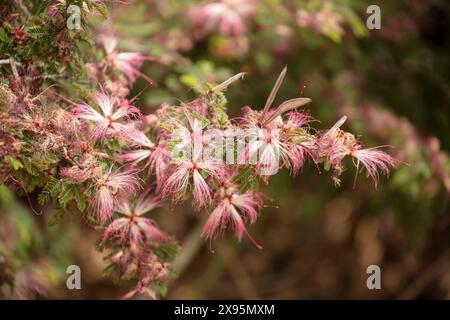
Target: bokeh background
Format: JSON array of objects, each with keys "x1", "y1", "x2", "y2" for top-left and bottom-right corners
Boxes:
[{"x1": 1, "y1": 0, "x2": 449, "y2": 299}]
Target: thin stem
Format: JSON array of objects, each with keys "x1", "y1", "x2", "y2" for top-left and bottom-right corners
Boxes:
[{"x1": 170, "y1": 223, "x2": 204, "y2": 280}]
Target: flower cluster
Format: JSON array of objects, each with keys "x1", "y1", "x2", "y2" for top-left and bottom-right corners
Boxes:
[
  {"x1": 0, "y1": 60, "x2": 397, "y2": 297},
  {"x1": 0, "y1": 1, "x2": 397, "y2": 299},
  {"x1": 185, "y1": 0, "x2": 348, "y2": 59}
]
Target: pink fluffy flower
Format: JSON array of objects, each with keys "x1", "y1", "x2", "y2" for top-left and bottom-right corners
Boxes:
[
  {"x1": 279, "y1": 111, "x2": 317, "y2": 173},
  {"x1": 73, "y1": 93, "x2": 139, "y2": 140},
  {"x1": 236, "y1": 67, "x2": 314, "y2": 177},
  {"x1": 119, "y1": 250, "x2": 170, "y2": 299},
  {"x1": 350, "y1": 146, "x2": 398, "y2": 187},
  {"x1": 317, "y1": 116, "x2": 397, "y2": 187},
  {"x1": 203, "y1": 185, "x2": 262, "y2": 248},
  {"x1": 92, "y1": 168, "x2": 141, "y2": 222},
  {"x1": 162, "y1": 154, "x2": 222, "y2": 209},
  {"x1": 102, "y1": 192, "x2": 168, "y2": 251},
  {"x1": 148, "y1": 138, "x2": 172, "y2": 191},
  {"x1": 162, "y1": 120, "x2": 223, "y2": 208},
  {"x1": 239, "y1": 112, "x2": 308, "y2": 176},
  {"x1": 190, "y1": 0, "x2": 256, "y2": 36},
  {"x1": 120, "y1": 130, "x2": 172, "y2": 190},
  {"x1": 101, "y1": 35, "x2": 156, "y2": 86},
  {"x1": 120, "y1": 129, "x2": 155, "y2": 167},
  {"x1": 60, "y1": 152, "x2": 103, "y2": 183},
  {"x1": 239, "y1": 124, "x2": 288, "y2": 176}
]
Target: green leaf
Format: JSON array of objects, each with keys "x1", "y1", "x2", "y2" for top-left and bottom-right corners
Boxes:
[
  {"x1": 180, "y1": 74, "x2": 198, "y2": 89},
  {"x1": 154, "y1": 282, "x2": 168, "y2": 297},
  {"x1": 74, "y1": 188, "x2": 87, "y2": 212},
  {"x1": 105, "y1": 138, "x2": 123, "y2": 152},
  {"x1": 6, "y1": 156, "x2": 24, "y2": 170},
  {"x1": 190, "y1": 112, "x2": 211, "y2": 128},
  {"x1": 58, "y1": 184, "x2": 76, "y2": 209},
  {"x1": 23, "y1": 162, "x2": 39, "y2": 176},
  {"x1": 101, "y1": 262, "x2": 122, "y2": 284},
  {"x1": 234, "y1": 168, "x2": 254, "y2": 192},
  {"x1": 0, "y1": 28, "x2": 11, "y2": 43},
  {"x1": 92, "y1": 3, "x2": 108, "y2": 19},
  {"x1": 341, "y1": 7, "x2": 369, "y2": 38},
  {"x1": 38, "y1": 177, "x2": 61, "y2": 205},
  {"x1": 152, "y1": 241, "x2": 179, "y2": 261}
]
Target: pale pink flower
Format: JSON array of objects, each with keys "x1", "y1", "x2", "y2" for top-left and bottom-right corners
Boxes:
[
  {"x1": 317, "y1": 116, "x2": 397, "y2": 187},
  {"x1": 238, "y1": 119, "x2": 292, "y2": 176},
  {"x1": 11, "y1": 263, "x2": 52, "y2": 299},
  {"x1": 203, "y1": 188, "x2": 262, "y2": 247},
  {"x1": 296, "y1": 3, "x2": 344, "y2": 39},
  {"x1": 281, "y1": 112, "x2": 316, "y2": 169},
  {"x1": 121, "y1": 129, "x2": 172, "y2": 190},
  {"x1": 162, "y1": 156, "x2": 222, "y2": 209},
  {"x1": 121, "y1": 251, "x2": 170, "y2": 299},
  {"x1": 108, "y1": 249, "x2": 137, "y2": 279},
  {"x1": 148, "y1": 138, "x2": 172, "y2": 191},
  {"x1": 286, "y1": 141, "x2": 316, "y2": 174},
  {"x1": 162, "y1": 120, "x2": 223, "y2": 208},
  {"x1": 52, "y1": 108, "x2": 81, "y2": 136},
  {"x1": 60, "y1": 153, "x2": 102, "y2": 183},
  {"x1": 285, "y1": 110, "x2": 313, "y2": 129},
  {"x1": 351, "y1": 146, "x2": 397, "y2": 187},
  {"x1": 120, "y1": 129, "x2": 155, "y2": 167},
  {"x1": 73, "y1": 93, "x2": 139, "y2": 140},
  {"x1": 102, "y1": 192, "x2": 168, "y2": 250},
  {"x1": 101, "y1": 35, "x2": 156, "y2": 85},
  {"x1": 190, "y1": 0, "x2": 256, "y2": 36},
  {"x1": 237, "y1": 67, "x2": 314, "y2": 176},
  {"x1": 316, "y1": 116, "x2": 354, "y2": 166},
  {"x1": 92, "y1": 168, "x2": 141, "y2": 222}
]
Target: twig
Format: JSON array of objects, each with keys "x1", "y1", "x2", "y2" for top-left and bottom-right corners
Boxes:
[
  {"x1": 171, "y1": 223, "x2": 204, "y2": 277},
  {"x1": 9, "y1": 58, "x2": 19, "y2": 80}
]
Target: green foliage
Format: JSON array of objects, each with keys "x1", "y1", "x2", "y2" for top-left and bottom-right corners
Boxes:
[
  {"x1": 38, "y1": 176, "x2": 61, "y2": 205},
  {"x1": 57, "y1": 183, "x2": 86, "y2": 212},
  {"x1": 179, "y1": 61, "x2": 231, "y2": 94},
  {"x1": 6, "y1": 156, "x2": 24, "y2": 171},
  {"x1": 0, "y1": 27, "x2": 12, "y2": 44},
  {"x1": 153, "y1": 281, "x2": 168, "y2": 298},
  {"x1": 235, "y1": 167, "x2": 259, "y2": 193},
  {"x1": 152, "y1": 241, "x2": 180, "y2": 261}
]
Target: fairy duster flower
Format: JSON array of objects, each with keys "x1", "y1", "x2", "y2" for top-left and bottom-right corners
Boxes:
[
  {"x1": 100, "y1": 35, "x2": 156, "y2": 86},
  {"x1": 190, "y1": 0, "x2": 256, "y2": 36},
  {"x1": 203, "y1": 184, "x2": 262, "y2": 248},
  {"x1": 92, "y1": 167, "x2": 141, "y2": 222},
  {"x1": 73, "y1": 93, "x2": 139, "y2": 141},
  {"x1": 162, "y1": 119, "x2": 223, "y2": 208},
  {"x1": 102, "y1": 191, "x2": 168, "y2": 250}
]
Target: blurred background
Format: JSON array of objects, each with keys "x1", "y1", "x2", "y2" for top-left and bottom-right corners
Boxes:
[{"x1": 1, "y1": 0, "x2": 449, "y2": 299}]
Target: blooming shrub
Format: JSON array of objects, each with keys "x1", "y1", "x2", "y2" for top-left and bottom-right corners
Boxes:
[{"x1": 0, "y1": 0, "x2": 398, "y2": 299}]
